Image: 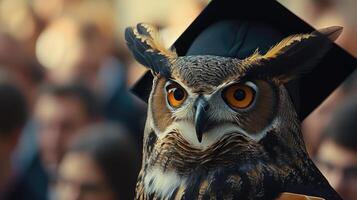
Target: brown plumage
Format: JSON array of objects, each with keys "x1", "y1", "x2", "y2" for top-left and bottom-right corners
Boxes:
[{"x1": 125, "y1": 23, "x2": 343, "y2": 200}]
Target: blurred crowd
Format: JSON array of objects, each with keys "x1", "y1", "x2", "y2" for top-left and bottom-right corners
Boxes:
[
  {"x1": 0, "y1": 0, "x2": 206, "y2": 199},
  {"x1": 0, "y1": 0, "x2": 355, "y2": 200}
]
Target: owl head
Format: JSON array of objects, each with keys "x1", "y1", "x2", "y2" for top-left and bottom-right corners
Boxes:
[{"x1": 125, "y1": 23, "x2": 341, "y2": 164}]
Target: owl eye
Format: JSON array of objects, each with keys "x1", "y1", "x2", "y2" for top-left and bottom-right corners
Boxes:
[
  {"x1": 166, "y1": 83, "x2": 187, "y2": 108},
  {"x1": 223, "y1": 83, "x2": 255, "y2": 110}
]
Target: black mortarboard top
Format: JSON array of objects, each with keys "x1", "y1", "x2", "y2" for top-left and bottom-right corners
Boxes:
[{"x1": 131, "y1": 0, "x2": 356, "y2": 121}]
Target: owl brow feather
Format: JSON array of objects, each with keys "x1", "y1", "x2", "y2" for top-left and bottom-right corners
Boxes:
[
  {"x1": 137, "y1": 23, "x2": 177, "y2": 60},
  {"x1": 237, "y1": 34, "x2": 314, "y2": 82},
  {"x1": 125, "y1": 23, "x2": 177, "y2": 78},
  {"x1": 239, "y1": 26, "x2": 342, "y2": 84}
]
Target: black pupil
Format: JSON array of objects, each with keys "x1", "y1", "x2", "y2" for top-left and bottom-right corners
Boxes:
[
  {"x1": 173, "y1": 88, "x2": 185, "y2": 101},
  {"x1": 234, "y1": 89, "x2": 246, "y2": 101}
]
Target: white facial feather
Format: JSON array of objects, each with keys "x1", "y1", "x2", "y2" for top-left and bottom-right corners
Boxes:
[{"x1": 158, "y1": 120, "x2": 267, "y2": 149}]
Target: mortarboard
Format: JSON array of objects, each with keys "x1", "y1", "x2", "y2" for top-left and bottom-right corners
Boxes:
[{"x1": 131, "y1": 0, "x2": 356, "y2": 121}]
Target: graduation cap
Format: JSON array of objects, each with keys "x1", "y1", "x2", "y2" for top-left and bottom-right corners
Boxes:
[{"x1": 131, "y1": 0, "x2": 356, "y2": 121}]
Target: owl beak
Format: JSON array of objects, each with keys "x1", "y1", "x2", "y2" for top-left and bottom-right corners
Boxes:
[{"x1": 194, "y1": 98, "x2": 210, "y2": 143}]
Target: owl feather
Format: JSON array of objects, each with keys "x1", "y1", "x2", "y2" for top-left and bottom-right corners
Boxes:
[
  {"x1": 125, "y1": 23, "x2": 177, "y2": 77},
  {"x1": 245, "y1": 26, "x2": 342, "y2": 83}
]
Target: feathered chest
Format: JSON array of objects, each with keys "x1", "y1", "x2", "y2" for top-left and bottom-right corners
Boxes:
[
  {"x1": 136, "y1": 131, "x2": 299, "y2": 200},
  {"x1": 147, "y1": 131, "x2": 269, "y2": 174}
]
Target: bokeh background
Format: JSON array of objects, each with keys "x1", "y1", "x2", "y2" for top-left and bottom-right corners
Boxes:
[{"x1": 0, "y1": 0, "x2": 355, "y2": 200}]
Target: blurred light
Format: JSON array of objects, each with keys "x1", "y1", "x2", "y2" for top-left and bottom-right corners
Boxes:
[
  {"x1": 0, "y1": 0, "x2": 37, "y2": 41},
  {"x1": 35, "y1": 17, "x2": 81, "y2": 71}
]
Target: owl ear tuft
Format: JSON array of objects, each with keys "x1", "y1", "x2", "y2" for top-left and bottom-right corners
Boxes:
[
  {"x1": 246, "y1": 26, "x2": 343, "y2": 83},
  {"x1": 125, "y1": 23, "x2": 177, "y2": 78}
]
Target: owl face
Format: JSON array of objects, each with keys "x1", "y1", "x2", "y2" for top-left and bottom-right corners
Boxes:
[
  {"x1": 148, "y1": 55, "x2": 278, "y2": 148},
  {"x1": 125, "y1": 22, "x2": 341, "y2": 155},
  {"x1": 126, "y1": 24, "x2": 341, "y2": 198}
]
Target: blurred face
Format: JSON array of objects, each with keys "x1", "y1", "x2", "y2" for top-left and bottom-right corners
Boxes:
[
  {"x1": 316, "y1": 139, "x2": 357, "y2": 200},
  {"x1": 57, "y1": 152, "x2": 116, "y2": 200},
  {"x1": 77, "y1": 32, "x2": 108, "y2": 70},
  {"x1": 302, "y1": 88, "x2": 344, "y2": 156},
  {"x1": 35, "y1": 94, "x2": 92, "y2": 174}
]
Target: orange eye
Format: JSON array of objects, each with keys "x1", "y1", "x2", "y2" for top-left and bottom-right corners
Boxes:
[
  {"x1": 166, "y1": 83, "x2": 187, "y2": 108},
  {"x1": 223, "y1": 83, "x2": 255, "y2": 109}
]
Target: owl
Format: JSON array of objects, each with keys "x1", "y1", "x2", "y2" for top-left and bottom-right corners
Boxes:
[{"x1": 125, "y1": 23, "x2": 343, "y2": 200}]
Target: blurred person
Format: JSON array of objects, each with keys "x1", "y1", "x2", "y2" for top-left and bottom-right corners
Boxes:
[
  {"x1": 23, "y1": 83, "x2": 101, "y2": 200},
  {"x1": 303, "y1": 69, "x2": 357, "y2": 155},
  {"x1": 0, "y1": 31, "x2": 45, "y2": 200},
  {"x1": 36, "y1": 6, "x2": 144, "y2": 137},
  {"x1": 0, "y1": 78, "x2": 30, "y2": 199},
  {"x1": 314, "y1": 96, "x2": 357, "y2": 200},
  {"x1": 35, "y1": 83, "x2": 100, "y2": 177},
  {"x1": 56, "y1": 123, "x2": 140, "y2": 200}
]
